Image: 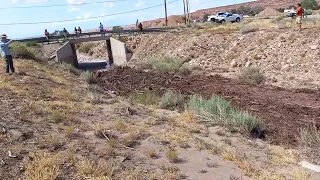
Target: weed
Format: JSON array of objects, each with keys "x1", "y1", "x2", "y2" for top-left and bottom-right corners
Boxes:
[
  {"x1": 166, "y1": 149, "x2": 179, "y2": 163},
  {"x1": 78, "y1": 43, "x2": 95, "y2": 54},
  {"x1": 223, "y1": 151, "x2": 257, "y2": 177},
  {"x1": 65, "y1": 126, "x2": 74, "y2": 137},
  {"x1": 10, "y1": 42, "x2": 35, "y2": 59},
  {"x1": 81, "y1": 71, "x2": 97, "y2": 84},
  {"x1": 121, "y1": 132, "x2": 139, "y2": 147},
  {"x1": 187, "y1": 95, "x2": 261, "y2": 133},
  {"x1": 150, "y1": 56, "x2": 184, "y2": 72},
  {"x1": 237, "y1": 67, "x2": 266, "y2": 84},
  {"x1": 51, "y1": 88, "x2": 77, "y2": 101},
  {"x1": 290, "y1": 168, "x2": 311, "y2": 180},
  {"x1": 25, "y1": 40, "x2": 38, "y2": 47},
  {"x1": 240, "y1": 24, "x2": 259, "y2": 34},
  {"x1": 76, "y1": 157, "x2": 117, "y2": 179},
  {"x1": 268, "y1": 145, "x2": 298, "y2": 165},
  {"x1": 195, "y1": 138, "x2": 221, "y2": 155},
  {"x1": 89, "y1": 92, "x2": 103, "y2": 104},
  {"x1": 145, "y1": 148, "x2": 158, "y2": 158},
  {"x1": 51, "y1": 110, "x2": 66, "y2": 123},
  {"x1": 113, "y1": 120, "x2": 128, "y2": 133},
  {"x1": 131, "y1": 92, "x2": 160, "y2": 106},
  {"x1": 298, "y1": 127, "x2": 320, "y2": 148},
  {"x1": 160, "y1": 90, "x2": 184, "y2": 109},
  {"x1": 92, "y1": 123, "x2": 106, "y2": 138},
  {"x1": 59, "y1": 62, "x2": 80, "y2": 75},
  {"x1": 25, "y1": 151, "x2": 60, "y2": 180},
  {"x1": 38, "y1": 133, "x2": 64, "y2": 150}
]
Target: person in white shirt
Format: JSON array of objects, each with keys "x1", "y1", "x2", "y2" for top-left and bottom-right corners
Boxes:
[{"x1": 0, "y1": 34, "x2": 15, "y2": 74}]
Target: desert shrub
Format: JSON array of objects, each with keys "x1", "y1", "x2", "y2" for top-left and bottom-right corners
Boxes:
[
  {"x1": 78, "y1": 43, "x2": 95, "y2": 54},
  {"x1": 301, "y1": 0, "x2": 319, "y2": 10},
  {"x1": 25, "y1": 40, "x2": 38, "y2": 47},
  {"x1": 10, "y1": 42, "x2": 35, "y2": 59},
  {"x1": 25, "y1": 151, "x2": 60, "y2": 180},
  {"x1": 59, "y1": 62, "x2": 80, "y2": 75},
  {"x1": 237, "y1": 67, "x2": 266, "y2": 84},
  {"x1": 233, "y1": 5, "x2": 264, "y2": 16},
  {"x1": 160, "y1": 90, "x2": 184, "y2": 109},
  {"x1": 272, "y1": 15, "x2": 287, "y2": 23},
  {"x1": 240, "y1": 24, "x2": 259, "y2": 34},
  {"x1": 187, "y1": 95, "x2": 261, "y2": 132},
  {"x1": 166, "y1": 149, "x2": 179, "y2": 163},
  {"x1": 305, "y1": 9, "x2": 313, "y2": 15},
  {"x1": 150, "y1": 56, "x2": 184, "y2": 72},
  {"x1": 131, "y1": 92, "x2": 160, "y2": 106},
  {"x1": 81, "y1": 71, "x2": 97, "y2": 84}
]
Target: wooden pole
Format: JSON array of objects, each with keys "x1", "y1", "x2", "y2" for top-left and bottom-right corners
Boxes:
[
  {"x1": 164, "y1": 0, "x2": 168, "y2": 26},
  {"x1": 186, "y1": 0, "x2": 190, "y2": 25}
]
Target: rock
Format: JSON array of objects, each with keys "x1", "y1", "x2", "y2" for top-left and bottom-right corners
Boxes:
[
  {"x1": 9, "y1": 130, "x2": 23, "y2": 141},
  {"x1": 230, "y1": 60, "x2": 238, "y2": 68},
  {"x1": 245, "y1": 61, "x2": 252, "y2": 67},
  {"x1": 281, "y1": 64, "x2": 290, "y2": 71},
  {"x1": 310, "y1": 45, "x2": 318, "y2": 50},
  {"x1": 299, "y1": 161, "x2": 320, "y2": 173}
]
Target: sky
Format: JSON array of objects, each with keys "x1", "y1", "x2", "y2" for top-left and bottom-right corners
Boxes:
[{"x1": 0, "y1": 0, "x2": 254, "y2": 38}]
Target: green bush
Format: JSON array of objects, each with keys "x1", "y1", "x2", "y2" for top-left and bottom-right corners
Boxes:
[
  {"x1": 160, "y1": 90, "x2": 184, "y2": 109},
  {"x1": 81, "y1": 71, "x2": 97, "y2": 84},
  {"x1": 301, "y1": 0, "x2": 319, "y2": 10},
  {"x1": 78, "y1": 43, "x2": 95, "y2": 54},
  {"x1": 187, "y1": 95, "x2": 261, "y2": 132},
  {"x1": 305, "y1": 9, "x2": 313, "y2": 15},
  {"x1": 9, "y1": 42, "x2": 35, "y2": 59},
  {"x1": 150, "y1": 57, "x2": 184, "y2": 72},
  {"x1": 25, "y1": 40, "x2": 38, "y2": 47}
]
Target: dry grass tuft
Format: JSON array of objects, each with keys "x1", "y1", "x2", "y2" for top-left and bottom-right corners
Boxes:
[
  {"x1": 25, "y1": 151, "x2": 60, "y2": 180},
  {"x1": 237, "y1": 67, "x2": 266, "y2": 84},
  {"x1": 268, "y1": 145, "x2": 298, "y2": 165},
  {"x1": 166, "y1": 149, "x2": 179, "y2": 163},
  {"x1": 145, "y1": 148, "x2": 158, "y2": 159},
  {"x1": 222, "y1": 151, "x2": 258, "y2": 177},
  {"x1": 76, "y1": 157, "x2": 117, "y2": 179},
  {"x1": 290, "y1": 168, "x2": 311, "y2": 180},
  {"x1": 38, "y1": 133, "x2": 64, "y2": 150},
  {"x1": 195, "y1": 138, "x2": 221, "y2": 155},
  {"x1": 113, "y1": 120, "x2": 128, "y2": 133}
]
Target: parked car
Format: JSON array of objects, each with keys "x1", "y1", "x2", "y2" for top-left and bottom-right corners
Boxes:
[
  {"x1": 207, "y1": 12, "x2": 226, "y2": 22},
  {"x1": 214, "y1": 12, "x2": 243, "y2": 23},
  {"x1": 284, "y1": 9, "x2": 296, "y2": 17}
]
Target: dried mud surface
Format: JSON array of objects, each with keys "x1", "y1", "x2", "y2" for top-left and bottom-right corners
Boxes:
[{"x1": 98, "y1": 67, "x2": 320, "y2": 146}]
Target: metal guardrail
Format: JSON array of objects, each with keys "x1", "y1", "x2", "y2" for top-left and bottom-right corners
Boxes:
[{"x1": 15, "y1": 27, "x2": 172, "y2": 43}]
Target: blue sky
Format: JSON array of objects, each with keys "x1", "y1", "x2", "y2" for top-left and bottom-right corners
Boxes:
[{"x1": 0, "y1": 0, "x2": 253, "y2": 38}]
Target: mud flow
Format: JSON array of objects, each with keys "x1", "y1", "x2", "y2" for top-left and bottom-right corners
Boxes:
[{"x1": 97, "y1": 66, "x2": 320, "y2": 146}]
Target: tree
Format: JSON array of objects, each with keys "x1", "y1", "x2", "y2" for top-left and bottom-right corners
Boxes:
[
  {"x1": 203, "y1": 13, "x2": 209, "y2": 21},
  {"x1": 112, "y1": 26, "x2": 123, "y2": 36},
  {"x1": 301, "y1": 0, "x2": 319, "y2": 10}
]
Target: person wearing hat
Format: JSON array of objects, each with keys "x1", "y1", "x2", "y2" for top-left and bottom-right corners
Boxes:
[{"x1": 0, "y1": 34, "x2": 15, "y2": 74}]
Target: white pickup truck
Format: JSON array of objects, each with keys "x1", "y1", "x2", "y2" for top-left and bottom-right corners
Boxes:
[
  {"x1": 207, "y1": 12, "x2": 226, "y2": 22},
  {"x1": 215, "y1": 12, "x2": 243, "y2": 23}
]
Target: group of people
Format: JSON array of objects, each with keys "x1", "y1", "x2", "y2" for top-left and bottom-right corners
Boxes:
[{"x1": 74, "y1": 26, "x2": 82, "y2": 35}]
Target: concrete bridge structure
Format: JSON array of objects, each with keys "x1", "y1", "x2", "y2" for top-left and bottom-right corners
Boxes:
[{"x1": 56, "y1": 35, "x2": 132, "y2": 67}]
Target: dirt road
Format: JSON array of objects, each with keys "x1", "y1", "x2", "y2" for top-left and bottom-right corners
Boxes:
[{"x1": 97, "y1": 67, "x2": 320, "y2": 146}]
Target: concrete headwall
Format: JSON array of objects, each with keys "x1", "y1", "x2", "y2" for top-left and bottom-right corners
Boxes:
[
  {"x1": 110, "y1": 37, "x2": 132, "y2": 66},
  {"x1": 56, "y1": 42, "x2": 78, "y2": 67}
]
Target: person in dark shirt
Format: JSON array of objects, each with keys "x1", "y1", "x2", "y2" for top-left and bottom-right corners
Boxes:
[{"x1": 78, "y1": 26, "x2": 82, "y2": 36}]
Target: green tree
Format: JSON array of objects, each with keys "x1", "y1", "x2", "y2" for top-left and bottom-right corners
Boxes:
[
  {"x1": 112, "y1": 26, "x2": 123, "y2": 36},
  {"x1": 301, "y1": 0, "x2": 319, "y2": 10},
  {"x1": 203, "y1": 13, "x2": 209, "y2": 20}
]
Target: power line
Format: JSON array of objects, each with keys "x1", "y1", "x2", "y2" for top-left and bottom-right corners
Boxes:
[
  {"x1": 0, "y1": 0, "x2": 179, "y2": 26},
  {"x1": 0, "y1": 0, "x2": 129, "y2": 9}
]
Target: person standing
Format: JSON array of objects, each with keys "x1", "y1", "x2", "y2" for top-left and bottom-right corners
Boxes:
[
  {"x1": 0, "y1": 34, "x2": 15, "y2": 74},
  {"x1": 78, "y1": 26, "x2": 82, "y2": 36},
  {"x1": 99, "y1": 22, "x2": 104, "y2": 36},
  {"x1": 74, "y1": 27, "x2": 78, "y2": 35},
  {"x1": 44, "y1": 29, "x2": 50, "y2": 44},
  {"x1": 296, "y1": 3, "x2": 303, "y2": 31}
]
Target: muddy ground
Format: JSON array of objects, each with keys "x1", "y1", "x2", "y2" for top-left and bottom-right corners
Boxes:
[{"x1": 97, "y1": 66, "x2": 320, "y2": 146}]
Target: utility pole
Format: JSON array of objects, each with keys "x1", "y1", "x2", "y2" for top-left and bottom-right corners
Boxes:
[
  {"x1": 164, "y1": 0, "x2": 168, "y2": 26},
  {"x1": 183, "y1": 0, "x2": 187, "y2": 25},
  {"x1": 186, "y1": 0, "x2": 190, "y2": 25}
]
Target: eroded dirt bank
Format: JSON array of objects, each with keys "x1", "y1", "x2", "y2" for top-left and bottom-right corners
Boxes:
[{"x1": 97, "y1": 66, "x2": 320, "y2": 146}]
